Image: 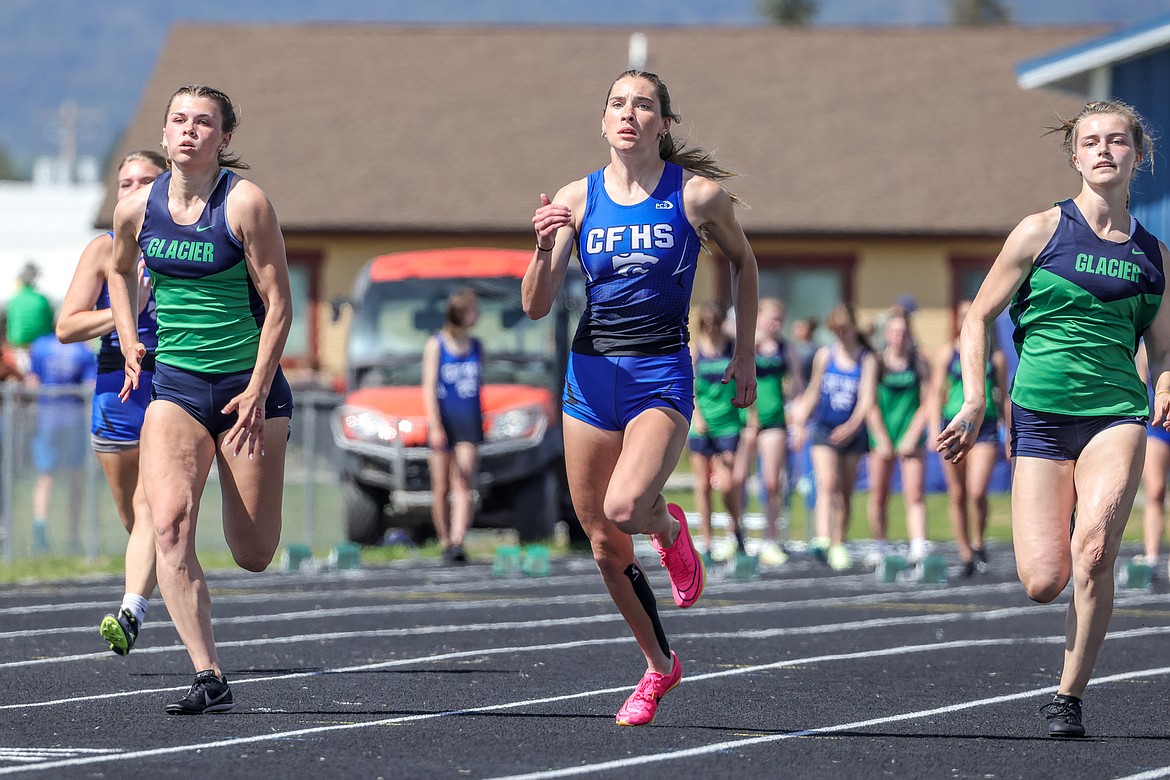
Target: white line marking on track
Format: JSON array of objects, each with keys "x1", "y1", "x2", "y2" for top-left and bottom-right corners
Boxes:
[
  {"x1": 3, "y1": 581, "x2": 1161, "y2": 672},
  {"x1": 484, "y1": 661, "x2": 1170, "y2": 780},
  {"x1": 1114, "y1": 769, "x2": 1170, "y2": 780},
  {"x1": 1, "y1": 635, "x2": 1166, "y2": 777}
]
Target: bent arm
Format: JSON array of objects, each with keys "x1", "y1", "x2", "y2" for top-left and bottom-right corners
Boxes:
[
  {"x1": 234, "y1": 181, "x2": 292, "y2": 395},
  {"x1": 109, "y1": 194, "x2": 148, "y2": 357},
  {"x1": 524, "y1": 181, "x2": 583, "y2": 320},
  {"x1": 57, "y1": 236, "x2": 115, "y2": 343}
]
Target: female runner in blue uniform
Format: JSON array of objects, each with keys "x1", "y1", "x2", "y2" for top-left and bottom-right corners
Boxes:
[
  {"x1": 524, "y1": 70, "x2": 758, "y2": 727},
  {"x1": 58, "y1": 149, "x2": 166, "y2": 655},
  {"x1": 423, "y1": 288, "x2": 484, "y2": 564},
  {"x1": 109, "y1": 85, "x2": 293, "y2": 715}
]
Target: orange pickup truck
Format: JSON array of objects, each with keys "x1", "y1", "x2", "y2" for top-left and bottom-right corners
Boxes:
[{"x1": 331, "y1": 248, "x2": 579, "y2": 544}]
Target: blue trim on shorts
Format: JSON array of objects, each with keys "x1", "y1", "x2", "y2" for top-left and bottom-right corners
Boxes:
[
  {"x1": 811, "y1": 422, "x2": 869, "y2": 455},
  {"x1": 151, "y1": 361, "x2": 293, "y2": 438},
  {"x1": 92, "y1": 370, "x2": 151, "y2": 442},
  {"x1": 1010, "y1": 401, "x2": 1144, "y2": 461},
  {"x1": 562, "y1": 349, "x2": 694, "y2": 431},
  {"x1": 687, "y1": 432, "x2": 740, "y2": 458}
]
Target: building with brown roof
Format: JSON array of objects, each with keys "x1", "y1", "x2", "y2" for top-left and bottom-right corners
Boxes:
[{"x1": 102, "y1": 23, "x2": 1100, "y2": 382}]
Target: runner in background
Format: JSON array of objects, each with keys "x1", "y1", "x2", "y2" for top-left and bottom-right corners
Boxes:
[{"x1": 57, "y1": 149, "x2": 166, "y2": 654}]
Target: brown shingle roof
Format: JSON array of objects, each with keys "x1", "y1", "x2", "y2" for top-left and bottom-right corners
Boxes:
[{"x1": 102, "y1": 24, "x2": 1098, "y2": 236}]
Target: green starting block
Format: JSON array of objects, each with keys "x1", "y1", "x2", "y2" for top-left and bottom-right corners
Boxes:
[
  {"x1": 730, "y1": 552, "x2": 758, "y2": 581},
  {"x1": 328, "y1": 542, "x2": 361, "y2": 570},
  {"x1": 1120, "y1": 558, "x2": 1153, "y2": 589},
  {"x1": 493, "y1": 544, "x2": 523, "y2": 577},
  {"x1": 522, "y1": 544, "x2": 551, "y2": 577},
  {"x1": 280, "y1": 543, "x2": 313, "y2": 572},
  {"x1": 876, "y1": 554, "x2": 907, "y2": 583},
  {"x1": 917, "y1": 555, "x2": 948, "y2": 584}
]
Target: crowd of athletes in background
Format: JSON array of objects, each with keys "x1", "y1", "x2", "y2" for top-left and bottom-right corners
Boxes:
[
  {"x1": 4, "y1": 277, "x2": 1170, "y2": 582},
  {"x1": 690, "y1": 294, "x2": 1169, "y2": 585}
]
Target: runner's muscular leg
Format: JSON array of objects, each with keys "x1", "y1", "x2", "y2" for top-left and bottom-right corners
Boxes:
[
  {"x1": 140, "y1": 401, "x2": 217, "y2": 672},
  {"x1": 217, "y1": 417, "x2": 289, "y2": 572},
  {"x1": 564, "y1": 413, "x2": 675, "y2": 674}
]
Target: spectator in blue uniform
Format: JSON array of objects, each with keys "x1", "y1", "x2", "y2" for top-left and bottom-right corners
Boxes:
[{"x1": 423, "y1": 288, "x2": 484, "y2": 565}]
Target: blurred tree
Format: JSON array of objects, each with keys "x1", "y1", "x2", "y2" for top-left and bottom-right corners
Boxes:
[
  {"x1": 0, "y1": 143, "x2": 22, "y2": 180},
  {"x1": 759, "y1": 0, "x2": 818, "y2": 25},
  {"x1": 949, "y1": 0, "x2": 1012, "y2": 25}
]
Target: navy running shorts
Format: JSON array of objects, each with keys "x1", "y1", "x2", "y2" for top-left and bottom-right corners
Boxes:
[
  {"x1": 562, "y1": 349, "x2": 694, "y2": 431},
  {"x1": 811, "y1": 421, "x2": 869, "y2": 455},
  {"x1": 439, "y1": 408, "x2": 484, "y2": 447},
  {"x1": 152, "y1": 361, "x2": 293, "y2": 438},
  {"x1": 1010, "y1": 401, "x2": 1143, "y2": 461},
  {"x1": 687, "y1": 432, "x2": 741, "y2": 458}
]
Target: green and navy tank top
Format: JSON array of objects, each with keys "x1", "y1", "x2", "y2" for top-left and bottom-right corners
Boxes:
[
  {"x1": 138, "y1": 170, "x2": 264, "y2": 373},
  {"x1": 693, "y1": 341, "x2": 743, "y2": 437},
  {"x1": 1009, "y1": 199, "x2": 1164, "y2": 416},
  {"x1": 573, "y1": 162, "x2": 701, "y2": 356},
  {"x1": 875, "y1": 351, "x2": 922, "y2": 444},
  {"x1": 755, "y1": 340, "x2": 789, "y2": 428},
  {"x1": 943, "y1": 350, "x2": 998, "y2": 422}
]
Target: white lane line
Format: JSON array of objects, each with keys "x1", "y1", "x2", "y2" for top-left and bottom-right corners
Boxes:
[
  {"x1": 485, "y1": 661, "x2": 1170, "y2": 780},
  {"x1": 0, "y1": 566, "x2": 891, "y2": 617},
  {"x1": 1114, "y1": 769, "x2": 1170, "y2": 780},
  {"x1": 1, "y1": 634, "x2": 1167, "y2": 777},
  {"x1": 0, "y1": 581, "x2": 1032, "y2": 669},
  {"x1": 0, "y1": 748, "x2": 120, "y2": 765},
  {"x1": 1, "y1": 582, "x2": 1162, "y2": 673}
]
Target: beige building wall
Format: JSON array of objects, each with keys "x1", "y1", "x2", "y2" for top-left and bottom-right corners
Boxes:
[{"x1": 289, "y1": 233, "x2": 1005, "y2": 385}]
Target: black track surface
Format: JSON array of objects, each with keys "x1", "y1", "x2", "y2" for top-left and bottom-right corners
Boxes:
[{"x1": 1, "y1": 542, "x2": 1167, "y2": 779}]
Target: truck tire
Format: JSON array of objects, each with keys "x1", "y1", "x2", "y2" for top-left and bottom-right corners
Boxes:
[
  {"x1": 343, "y1": 477, "x2": 388, "y2": 545},
  {"x1": 513, "y1": 468, "x2": 558, "y2": 542}
]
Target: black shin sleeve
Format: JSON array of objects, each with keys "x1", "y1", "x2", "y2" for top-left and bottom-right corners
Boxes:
[{"x1": 624, "y1": 563, "x2": 670, "y2": 656}]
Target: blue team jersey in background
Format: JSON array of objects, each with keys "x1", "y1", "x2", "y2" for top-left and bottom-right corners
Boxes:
[{"x1": 29, "y1": 333, "x2": 96, "y2": 425}]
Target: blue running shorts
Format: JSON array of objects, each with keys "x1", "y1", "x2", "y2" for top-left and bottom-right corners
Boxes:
[
  {"x1": 91, "y1": 370, "x2": 152, "y2": 451},
  {"x1": 687, "y1": 432, "x2": 740, "y2": 458},
  {"x1": 562, "y1": 349, "x2": 694, "y2": 431}
]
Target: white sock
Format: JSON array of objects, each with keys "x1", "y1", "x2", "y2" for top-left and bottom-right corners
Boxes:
[
  {"x1": 909, "y1": 538, "x2": 927, "y2": 560},
  {"x1": 873, "y1": 540, "x2": 887, "y2": 555},
  {"x1": 120, "y1": 593, "x2": 149, "y2": 626}
]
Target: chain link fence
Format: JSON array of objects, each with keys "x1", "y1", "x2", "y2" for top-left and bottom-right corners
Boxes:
[{"x1": 0, "y1": 383, "x2": 346, "y2": 565}]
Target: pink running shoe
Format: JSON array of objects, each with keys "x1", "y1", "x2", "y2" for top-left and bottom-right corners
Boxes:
[
  {"x1": 615, "y1": 651, "x2": 682, "y2": 726},
  {"x1": 652, "y1": 504, "x2": 705, "y2": 608}
]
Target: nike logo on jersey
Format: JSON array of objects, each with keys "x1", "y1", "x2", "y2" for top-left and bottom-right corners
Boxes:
[
  {"x1": 195, "y1": 225, "x2": 214, "y2": 232},
  {"x1": 1133, "y1": 248, "x2": 1146, "y2": 255},
  {"x1": 655, "y1": 201, "x2": 674, "y2": 210},
  {"x1": 612, "y1": 252, "x2": 660, "y2": 276}
]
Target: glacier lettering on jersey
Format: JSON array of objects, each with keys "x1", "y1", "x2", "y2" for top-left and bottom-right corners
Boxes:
[{"x1": 585, "y1": 224, "x2": 675, "y2": 255}]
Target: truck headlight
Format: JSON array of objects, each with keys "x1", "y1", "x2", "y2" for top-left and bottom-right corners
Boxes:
[
  {"x1": 337, "y1": 407, "x2": 401, "y2": 444},
  {"x1": 485, "y1": 404, "x2": 546, "y2": 443}
]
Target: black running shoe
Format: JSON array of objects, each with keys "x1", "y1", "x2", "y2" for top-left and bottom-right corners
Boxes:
[
  {"x1": 960, "y1": 558, "x2": 977, "y2": 578},
  {"x1": 973, "y1": 547, "x2": 990, "y2": 574},
  {"x1": 166, "y1": 670, "x2": 234, "y2": 715},
  {"x1": 1040, "y1": 694, "x2": 1085, "y2": 737},
  {"x1": 99, "y1": 609, "x2": 139, "y2": 656}
]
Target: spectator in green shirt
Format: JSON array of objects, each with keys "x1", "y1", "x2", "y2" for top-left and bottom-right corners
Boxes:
[{"x1": 6, "y1": 263, "x2": 54, "y2": 374}]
